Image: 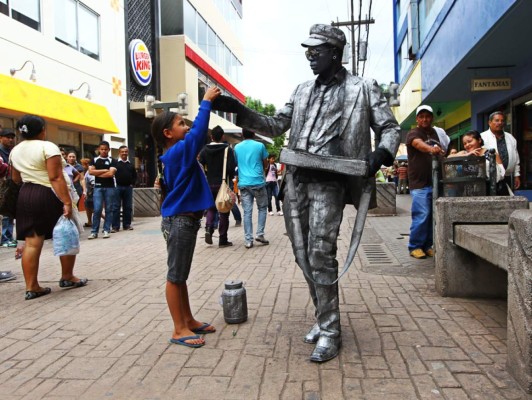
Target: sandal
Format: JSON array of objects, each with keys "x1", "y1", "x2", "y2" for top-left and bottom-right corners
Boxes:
[
  {"x1": 25, "y1": 287, "x2": 52, "y2": 300},
  {"x1": 59, "y1": 278, "x2": 88, "y2": 288}
]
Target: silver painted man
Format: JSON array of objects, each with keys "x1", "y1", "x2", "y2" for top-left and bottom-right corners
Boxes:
[{"x1": 213, "y1": 24, "x2": 400, "y2": 362}]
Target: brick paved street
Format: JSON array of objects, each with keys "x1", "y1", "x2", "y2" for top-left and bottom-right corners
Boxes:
[{"x1": 0, "y1": 195, "x2": 528, "y2": 399}]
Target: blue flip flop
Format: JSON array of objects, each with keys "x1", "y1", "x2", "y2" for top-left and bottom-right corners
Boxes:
[
  {"x1": 168, "y1": 335, "x2": 204, "y2": 348},
  {"x1": 191, "y1": 323, "x2": 216, "y2": 335}
]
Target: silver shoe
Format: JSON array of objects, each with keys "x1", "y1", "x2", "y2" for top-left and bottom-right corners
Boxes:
[
  {"x1": 310, "y1": 336, "x2": 342, "y2": 363},
  {"x1": 303, "y1": 323, "x2": 320, "y2": 344}
]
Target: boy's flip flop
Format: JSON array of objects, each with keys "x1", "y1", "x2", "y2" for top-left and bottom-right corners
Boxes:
[
  {"x1": 191, "y1": 323, "x2": 216, "y2": 335},
  {"x1": 169, "y1": 335, "x2": 205, "y2": 348}
]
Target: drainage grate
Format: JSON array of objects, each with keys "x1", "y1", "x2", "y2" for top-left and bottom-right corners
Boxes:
[{"x1": 358, "y1": 243, "x2": 400, "y2": 266}]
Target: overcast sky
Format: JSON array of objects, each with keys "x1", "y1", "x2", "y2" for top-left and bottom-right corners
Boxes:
[{"x1": 240, "y1": 0, "x2": 395, "y2": 109}]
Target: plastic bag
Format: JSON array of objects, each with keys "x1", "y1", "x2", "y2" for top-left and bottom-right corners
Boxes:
[{"x1": 53, "y1": 216, "x2": 80, "y2": 256}]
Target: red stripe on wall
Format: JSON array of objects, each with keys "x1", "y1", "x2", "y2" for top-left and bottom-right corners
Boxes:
[{"x1": 185, "y1": 44, "x2": 246, "y2": 103}]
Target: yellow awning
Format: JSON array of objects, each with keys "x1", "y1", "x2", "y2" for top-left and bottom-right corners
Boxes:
[{"x1": 0, "y1": 74, "x2": 119, "y2": 133}]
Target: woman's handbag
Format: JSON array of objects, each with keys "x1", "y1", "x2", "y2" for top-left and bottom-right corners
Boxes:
[
  {"x1": 215, "y1": 147, "x2": 236, "y2": 213},
  {"x1": 0, "y1": 164, "x2": 21, "y2": 218}
]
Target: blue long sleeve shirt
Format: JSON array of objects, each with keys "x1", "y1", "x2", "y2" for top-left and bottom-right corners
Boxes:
[{"x1": 160, "y1": 100, "x2": 214, "y2": 217}]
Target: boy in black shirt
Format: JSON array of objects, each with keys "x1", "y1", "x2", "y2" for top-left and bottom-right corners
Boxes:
[{"x1": 88, "y1": 141, "x2": 117, "y2": 239}]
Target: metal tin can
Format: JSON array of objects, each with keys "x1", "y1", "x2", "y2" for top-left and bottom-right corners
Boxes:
[{"x1": 222, "y1": 280, "x2": 248, "y2": 324}]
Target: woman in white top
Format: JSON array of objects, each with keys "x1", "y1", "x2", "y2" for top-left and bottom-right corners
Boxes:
[{"x1": 10, "y1": 115, "x2": 87, "y2": 300}]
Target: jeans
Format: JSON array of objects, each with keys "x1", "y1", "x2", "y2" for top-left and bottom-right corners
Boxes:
[
  {"x1": 266, "y1": 181, "x2": 281, "y2": 212},
  {"x1": 240, "y1": 185, "x2": 268, "y2": 242},
  {"x1": 231, "y1": 203, "x2": 242, "y2": 222},
  {"x1": 92, "y1": 187, "x2": 117, "y2": 234},
  {"x1": 408, "y1": 186, "x2": 433, "y2": 252},
  {"x1": 161, "y1": 215, "x2": 200, "y2": 283},
  {"x1": 1, "y1": 215, "x2": 14, "y2": 243},
  {"x1": 112, "y1": 186, "x2": 133, "y2": 229}
]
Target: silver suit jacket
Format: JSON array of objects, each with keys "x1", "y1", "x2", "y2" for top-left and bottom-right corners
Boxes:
[{"x1": 237, "y1": 72, "x2": 401, "y2": 207}]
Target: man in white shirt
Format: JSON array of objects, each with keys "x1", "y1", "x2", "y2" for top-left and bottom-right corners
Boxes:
[{"x1": 480, "y1": 111, "x2": 520, "y2": 194}]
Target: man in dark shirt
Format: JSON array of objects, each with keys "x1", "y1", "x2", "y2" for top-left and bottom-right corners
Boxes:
[
  {"x1": 112, "y1": 145, "x2": 137, "y2": 232},
  {"x1": 0, "y1": 129, "x2": 17, "y2": 248},
  {"x1": 198, "y1": 126, "x2": 236, "y2": 247},
  {"x1": 406, "y1": 105, "x2": 445, "y2": 259},
  {"x1": 88, "y1": 141, "x2": 117, "y2": 239}
]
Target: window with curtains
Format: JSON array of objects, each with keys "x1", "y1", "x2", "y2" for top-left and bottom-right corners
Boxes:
[{"x1": 54, "y1": 0, "x2": 100, "y2": 60}]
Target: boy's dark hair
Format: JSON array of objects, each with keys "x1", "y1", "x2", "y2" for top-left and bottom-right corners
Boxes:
[
  {"x1": 99, "y1": 141, "x2": 110, "y2": 148},
  {"x1": 242, "y1": 129, "x2": 255, "y2": 139},
  {"x1": 211, "y1": 125, "x2": 224, "y2": 142},
  {"x1": 118, "y1": 145, "x2": 128, "y2": 151},
  {"x1": 268, "y1": 153, "x2": 276, "y2": 159},
  {"x1": 151, "y1": 111, "x2": 178, "y2": 148},
  {"x1": 16, "y1": 114, "x2": 46, "y2": 139}
]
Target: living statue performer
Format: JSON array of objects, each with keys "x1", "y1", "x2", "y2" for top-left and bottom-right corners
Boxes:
[{"x1": 213, "y1": 24, "x2": 400, "y2": 362}]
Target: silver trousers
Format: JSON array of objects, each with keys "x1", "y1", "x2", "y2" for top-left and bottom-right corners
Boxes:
[{"x1": 282, "y1": 178, "x2": 345, "y2": 338}]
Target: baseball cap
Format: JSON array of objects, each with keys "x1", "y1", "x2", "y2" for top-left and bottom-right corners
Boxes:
[
  {"x1": 416, "y1": 105, "x2": 433, "y2": 116},
  {"x1": 301, "y1": 24, "x2": 346, "y2": 49},
  {"x1": 0, "y1": 129, "x2": 15, "y2": 137}
]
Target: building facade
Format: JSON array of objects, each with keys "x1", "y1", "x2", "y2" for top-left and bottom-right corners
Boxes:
[
  {"x1": 125, "y1": 0, "x2": 243, "y2": 187},
  {"x1": 393, "y1": 0, "x2": 532, "y2": 194},
  {"x1": 0, "y1": 0, "x2": 127, "y2": 159}
]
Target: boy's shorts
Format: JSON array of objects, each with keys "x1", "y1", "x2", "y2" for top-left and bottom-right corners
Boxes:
[{"x1": 161, "y1": 215, "x2": 201, "y2": 283}]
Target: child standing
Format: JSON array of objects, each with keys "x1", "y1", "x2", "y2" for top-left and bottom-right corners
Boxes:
[
  {"x1": 265, "y1": 154, "x2": 282, "y2": 216},
  {"x1": 151, "y1": 86, "x2": 221, "y2": 348}
]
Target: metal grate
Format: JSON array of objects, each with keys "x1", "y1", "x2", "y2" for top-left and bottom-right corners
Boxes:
[{"x1": 358, "y1": 243, "x2": 400, "y2": 266}]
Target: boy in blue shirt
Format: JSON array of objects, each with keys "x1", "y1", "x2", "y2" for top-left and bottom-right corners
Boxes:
[{"x1": 151, "y1": 86, "x2": 220, "y2": 348}]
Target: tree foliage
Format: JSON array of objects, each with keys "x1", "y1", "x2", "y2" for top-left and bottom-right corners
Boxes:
[{"x1": 245, "y1": 96, "x2": 286, "y2": 157}]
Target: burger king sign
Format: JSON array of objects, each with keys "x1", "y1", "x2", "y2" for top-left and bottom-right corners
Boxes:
[{"x1": 129, "y1": 39, "x2": 152, "y2": 87}]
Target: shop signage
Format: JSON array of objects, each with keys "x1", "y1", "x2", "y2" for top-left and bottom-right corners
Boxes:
[
  {"x1": 471, "y1": 78, "x2": 511, "y2": 92},
  {"x1": 129, "y1": 39, "x2": 152, "y2": 86}
]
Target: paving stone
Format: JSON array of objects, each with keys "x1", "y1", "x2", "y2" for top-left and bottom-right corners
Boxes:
[
  {"x1": 417, "y1": 346, "x2": 469, "y2": 361},
  {"x1": 410, "y1": 373, "x2": 442, "y2": 399},
  {"x1": 455, "y1": 373, "x2": 505, "y2": 399},
  {"x1": 55, "y1": 356, "x2": 116, "y2": 380},
  {"x1": 393, "y1": 330, "x2": 429, "y2": 347},
  {"x1": 361, "y1": 378, "x2": 418, "y2": 398}
]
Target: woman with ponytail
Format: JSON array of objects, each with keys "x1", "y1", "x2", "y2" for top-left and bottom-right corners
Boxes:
[
  {"x1": 10, "y1": 114, "x2": 87, "y2": 300},
  {"x1": 151, "y1": 86, "x2": 221, "y2": 348}
]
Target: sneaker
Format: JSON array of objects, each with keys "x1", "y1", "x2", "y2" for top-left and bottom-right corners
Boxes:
[
  {"x1": 102, "y1": 231, "x2": 111, "y2": 239},
  {"x1": 205, "y1": 230, "x2": 213, "y2": 245},
  {"x1": 410, "y1": 249, "x2": 427, "y2": 259},
  {"x1": 7, "y1": 239, "x2": 17, "y2": 248},
  {"x1": 88, "y1": 233, "x2": 98, "y2": 240},
  {"x1": 1, "y1": 242, "x2": 9, "y2": 248},
  {"x1": 277, "y1": 211, "x2": 284, "y2": 216},
  {"x1": 219, "y1": 241, "x2": 233, "y2": 248},
  {"x1": 425, "y1": 248, "x2": 435, "y2": 257},
  {"x1": 255, "y1": 235, "x2": 269, "y2": 245},
  {"x1": 0, "y1": 271, "x2": 15, "y2": 282},
  {"x1": 234, "y1": 221, "x2": 242, "y2": 227},
  {"x1": 245, "y1": 241, "x2": 253, "y2": 249},
  {"x1": 268, "y1": 211, "x2": 274, "y2": 216}
]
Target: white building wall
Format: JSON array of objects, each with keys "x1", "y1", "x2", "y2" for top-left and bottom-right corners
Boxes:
[{"x1": 0, "y1": 0, "x2": 127, "y2": 149}]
